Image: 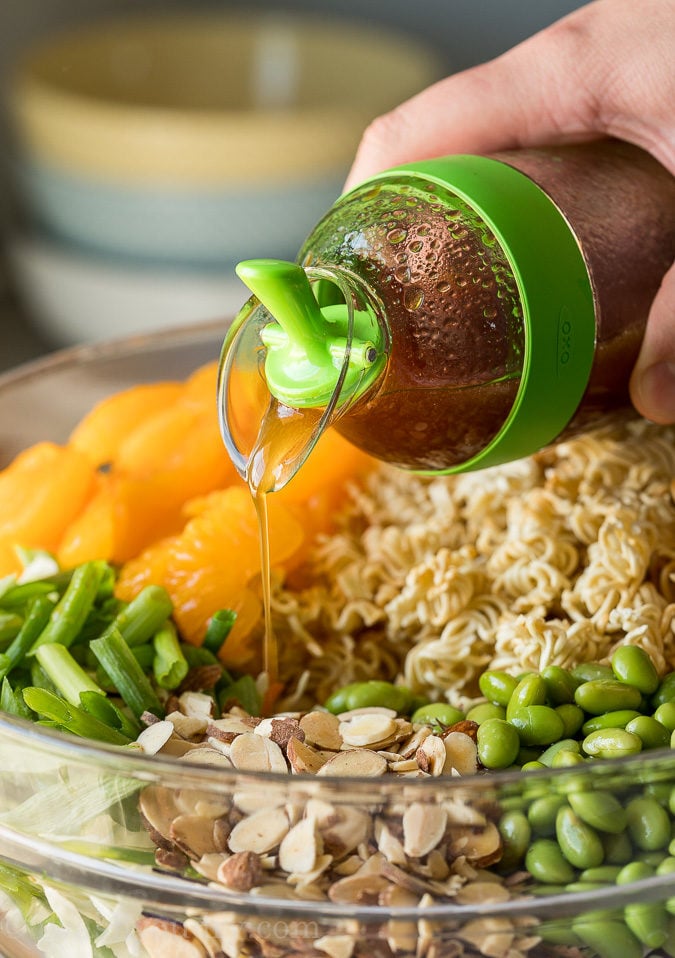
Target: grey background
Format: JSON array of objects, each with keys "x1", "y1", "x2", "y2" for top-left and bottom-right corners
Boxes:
[{"x1": 0, "y1": 0, "x2": 586, "y2": 369}]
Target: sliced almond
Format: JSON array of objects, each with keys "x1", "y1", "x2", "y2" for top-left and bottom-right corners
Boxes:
[
  {"x1": 337, "y1": 706, "x2": 397, "y2": 720},
  {"x1": 233, "y1": 789, "x2": 285, "y2": 814},
  {"x1": 328, "y1": 872, "x2": 390, "y2": 904},
  {"x1": 138, "y1": 921, "x2": 207, "y2": 957},
  {"x1": 178, "y1": 691, "x2": 214, "y2": 720},
  {"x1": 287, "y1": 736, "x2": 329, "y2": 774},
  {"x1": 339, "y1": 713, "x2": 398, "y2": 748},
  {"x1": 402, "y1": 802, "x2": 447, "y2": 858},
  {"x1": 136, "y1": 721, "x2": 174, "y2": 755},
  {"x1": 317, "y1": 749, "x2": 387, "y2": 777},
  {"x1": 170, "y1": 813, "x2": 218, "y2": 859},
  {"x1": 139, "y1": 785, "x2": 181, "y2": 844},
  {"x1": 415, "y1": 734, "x2": 446, "y2": 776},
  {"x1": 389, "y1": 758, "x2": 420, "y2": 774},
  {"x1": 300, "y1": 711, "x2": 343, "y2": 750},
  {"x1": 229, "y1": 731, "x2": 288, "y2": 773},
  {"x1": 376, "y1": 824, "x2": 408, "y2": 865},
  {"x1": 228, "y1": 807, "x2": 289, "y2": 854},
  {"x1": 455, "y1": 880, "x2": 511, "y2": 905},
  {"x1": 443, "y1": 731, "x2": 479, "y2": 776},
  {"x1": 207, "y1": 716, "x2": 257, "y2": 742},
  {"x1": 321, "y1": 807, "x2": 371, "y2": 858},
  {"x1": 181, "y1": 747, "x2": 233, "y2": 768},
  {"x1": 278, "y1": 817, "x2": 321, "y2": 874},
  {"x1": 398, "y1": 725, "x2": 432, "y2": 759},
  {"x1": 448, "y1": 821, "x2": 502, "y2": 866},
  {"x1": 165, "y1": 711, "x2": 208, "y2": 740},
  {"x1": 314, "y1": 935, "x2": 356, "y2": 958}
]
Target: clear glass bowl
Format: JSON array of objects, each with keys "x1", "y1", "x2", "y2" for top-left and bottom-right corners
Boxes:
[{"x1": 1, "y1": 324, "x2": 675, "y2": 958}]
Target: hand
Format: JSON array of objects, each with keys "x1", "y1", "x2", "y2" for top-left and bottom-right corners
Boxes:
[{"x1": 345, "y1": 0, "x2": 675, "y2": 423}]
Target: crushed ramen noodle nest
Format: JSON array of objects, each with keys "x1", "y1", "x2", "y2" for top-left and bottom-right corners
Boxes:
[{"x1": 274, "y1": 417, "x2": 675, "y2": 710}]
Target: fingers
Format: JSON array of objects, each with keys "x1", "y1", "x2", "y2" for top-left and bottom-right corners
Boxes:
[
  {"x1": 345, "y1": 8, "x2": 603, "y2": 189},
  {"x1": 345, "y1": 0, "x2": 675, "y2": 190},
  {"x1": 630, "y1": 261, "x2": 675, "y2": 424}
]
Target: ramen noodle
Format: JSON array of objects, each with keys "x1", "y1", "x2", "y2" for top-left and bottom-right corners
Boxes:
[{"x1": 274, "y1": 417, "x2": 675, "y2": 710}]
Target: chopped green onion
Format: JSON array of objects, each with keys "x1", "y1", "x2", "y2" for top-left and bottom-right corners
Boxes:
[
  {"x1": 152, "y1": 619, "x2": 188, "y2": 690},
  {"x1": 203, "y1": 608, "x2": 237, "y2": 655},
  {"x1": 0, "y1": 595, "x2": 56, "y2": 681},
  {"x1": 22, "y1": 687, "x2": 131, "y2": 745},
  {"x1": 181, "y1": 643, "x2": 221, "y2": 668},
  {"x1": 112, "y1": 585, "x2": 174, "y2": 648},
  {"x1": 79, "y1": 690, "x2": 142, "y2": 739},
  {"x1": 34, "y1": 643, "x2": 104, "y2": 707},
  {"x1": 90, "y1": 626, "x2": 164, "y2": 719},
  {"x1": 219, "y1": 674, "x2": 261, "y2": 716},
  {"x1": 1, "y1": 676, "x2": 33, "y2": 719},
  {"x1": 0, "y1": 612, "x2": 23, "y2": 647},
  {"x1": 28, "y1": 561, "x2": 108, "y2": 652}
]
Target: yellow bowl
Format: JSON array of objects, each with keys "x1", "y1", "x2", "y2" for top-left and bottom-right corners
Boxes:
[{"x1": 11, "y1": 13, "x2": 440, "y2": 186}]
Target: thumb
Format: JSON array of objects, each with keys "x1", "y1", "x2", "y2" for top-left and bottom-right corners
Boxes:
[{"x1": 630, "y1": 260, "x2": 675, "y2": 424}]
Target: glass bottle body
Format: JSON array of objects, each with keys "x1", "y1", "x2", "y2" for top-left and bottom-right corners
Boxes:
[{"x1": 299, "y1": 140, "x2": 675, "y2": 472}]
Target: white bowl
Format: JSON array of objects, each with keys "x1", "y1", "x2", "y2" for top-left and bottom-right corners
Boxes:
[
  {"x1": 7, "y1": 229, "x2": 248, "y2": 345},
  {"x1": 8, "y1": 13, "x2": 441, "y2": 265}
]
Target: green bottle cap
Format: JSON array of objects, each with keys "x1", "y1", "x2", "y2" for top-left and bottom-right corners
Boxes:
[
  {"x1": 235, "y1": 259, "x2": 385, "y2": 407},
  {"x1": 363, "y1": 155, "x2": 596, "y2": 472}
]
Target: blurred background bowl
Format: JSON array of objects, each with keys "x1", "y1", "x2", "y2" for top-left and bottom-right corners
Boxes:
[{"x1": 8, "y1": 13, "x2": 440, "y2": 267}]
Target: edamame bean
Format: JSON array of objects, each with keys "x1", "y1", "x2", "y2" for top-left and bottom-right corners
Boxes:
[
  {"x1": 611, "y1": 644, "x2": 660, "y2": 695},
  {"x1": 551, "y1": 749, "x2": 586, "y2": 768},
  {"x1": 579, "y1": 865, "x2": 622, "y2": 883},
  {"x1": 538, "y1": 738, "x2": 581, "y2": 767},
  {"x1": 555, "y1": 703, "x2": 585, "y2": 737},
  {"x1": 602, "y1": 830, "x2": 634, "y2": 865},
  {"x1": 616, "y1": 861, "x2": 655, "y2": 884},
  {"x1": 568, "y1": 790, "x2": 627, "y2": 834},
  {"x1": 521, "y1": 760, "x2": 546, "y2": 772},
  {"x1": 528, "y1": 794, "x2": 568, "y2": 836},
  {"x1": 643, "y1": 782, "x2": 672, "y2": 806},
  {"x1": 653, "y1": 671, "x2": 675, "y2": 708},
  {"x1": 541, "y1": 665, "x2": 579, "y2": 704},
  {"x1": 581, "y1": 709, "x2": 641, "y2": 735},
  {"x1": 657, "y1": 857, "x2": 675, "y2": 876},
  {"x1": 465, "y1": 701, "x2": 506, "y2": 724},
  {"x1": 556, "y1": 806, "x2": 604, "y2": 869},
  {"x1": 655, "y1": 702, "x2": 675, "y2": 732},
  {"x1": 572, "y1": 662, "x2": 615, "y2": 683},
  {"x1": 525, "y1": 838, "x2": 575, "y2": 884},
  {"x1": 506, "y1": 673, "x2": 547, "y2": 720},
  {"x1": 582, "y1": 727, "x2": 643, "y2": 759},
  {"x1": 498, "y1": 810, "x2": 531, "y2": 870},
  {"x1": 324, "y1": 680, "x2": 413, "y2": 714},
  {"x1": 625, "y1": 714, "x2": 670, "y2": 750},
  {"x1": 478, "y1": 670, "x2": 518, "y2": 707},
  {"x1": 575, "y1": 679, "x2": 642, "y2": 715},
  {"x1": 509, "y1": 705, "x2": 565, "y2": 746},
  {"x1": 626, "y1": 796, "x2": 671, "y2": 851},
  {"x1": 411, "y1": 702, "x2": 464, "y2": 727},
  {"x1": 573, "y1": 916, "x2": 642, "y2": 958},
  {"x1": 624, "y1": 902, "x2": 669, "y2": 949},
  {"x1": 476, "y1": 718, "x2": 520, "y2": 769}
]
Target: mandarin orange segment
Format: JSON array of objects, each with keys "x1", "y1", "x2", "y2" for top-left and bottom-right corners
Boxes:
[
  {"x1": 115, "y1": 538, "x2": 173, "y2": 602},
  {"x1": 0, "y1": 539, "x2": 21, "y2": 578},
  {"x1": 0, "y1": 442, "x2": 96, "y2": 552},
  {"x1": 277, "y1": 427, "x2": 374, "y2": 537},
  {"x1": 182, "y1": 361, "x2": 219, "y2": 410},
  {"x1": 57, "y1": 477, "x2": 115, "y2": 568},
  {"x1": 69, "y1": 382, "x2": 184, "y2": 468}
]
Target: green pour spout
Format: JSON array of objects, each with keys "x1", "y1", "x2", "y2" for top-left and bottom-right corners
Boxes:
[{"x1": 235, "y1": 259, "x2": 385, "y2": 408}]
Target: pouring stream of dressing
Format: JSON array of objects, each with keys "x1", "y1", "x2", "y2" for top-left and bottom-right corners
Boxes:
[{"x1": 245, "y1": 398, "x2": 324, "y2": 689}]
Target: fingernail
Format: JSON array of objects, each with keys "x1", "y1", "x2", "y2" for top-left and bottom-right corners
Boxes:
[{"x1": 636, "y1": 362, "x2": 675, "y2": 424}]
